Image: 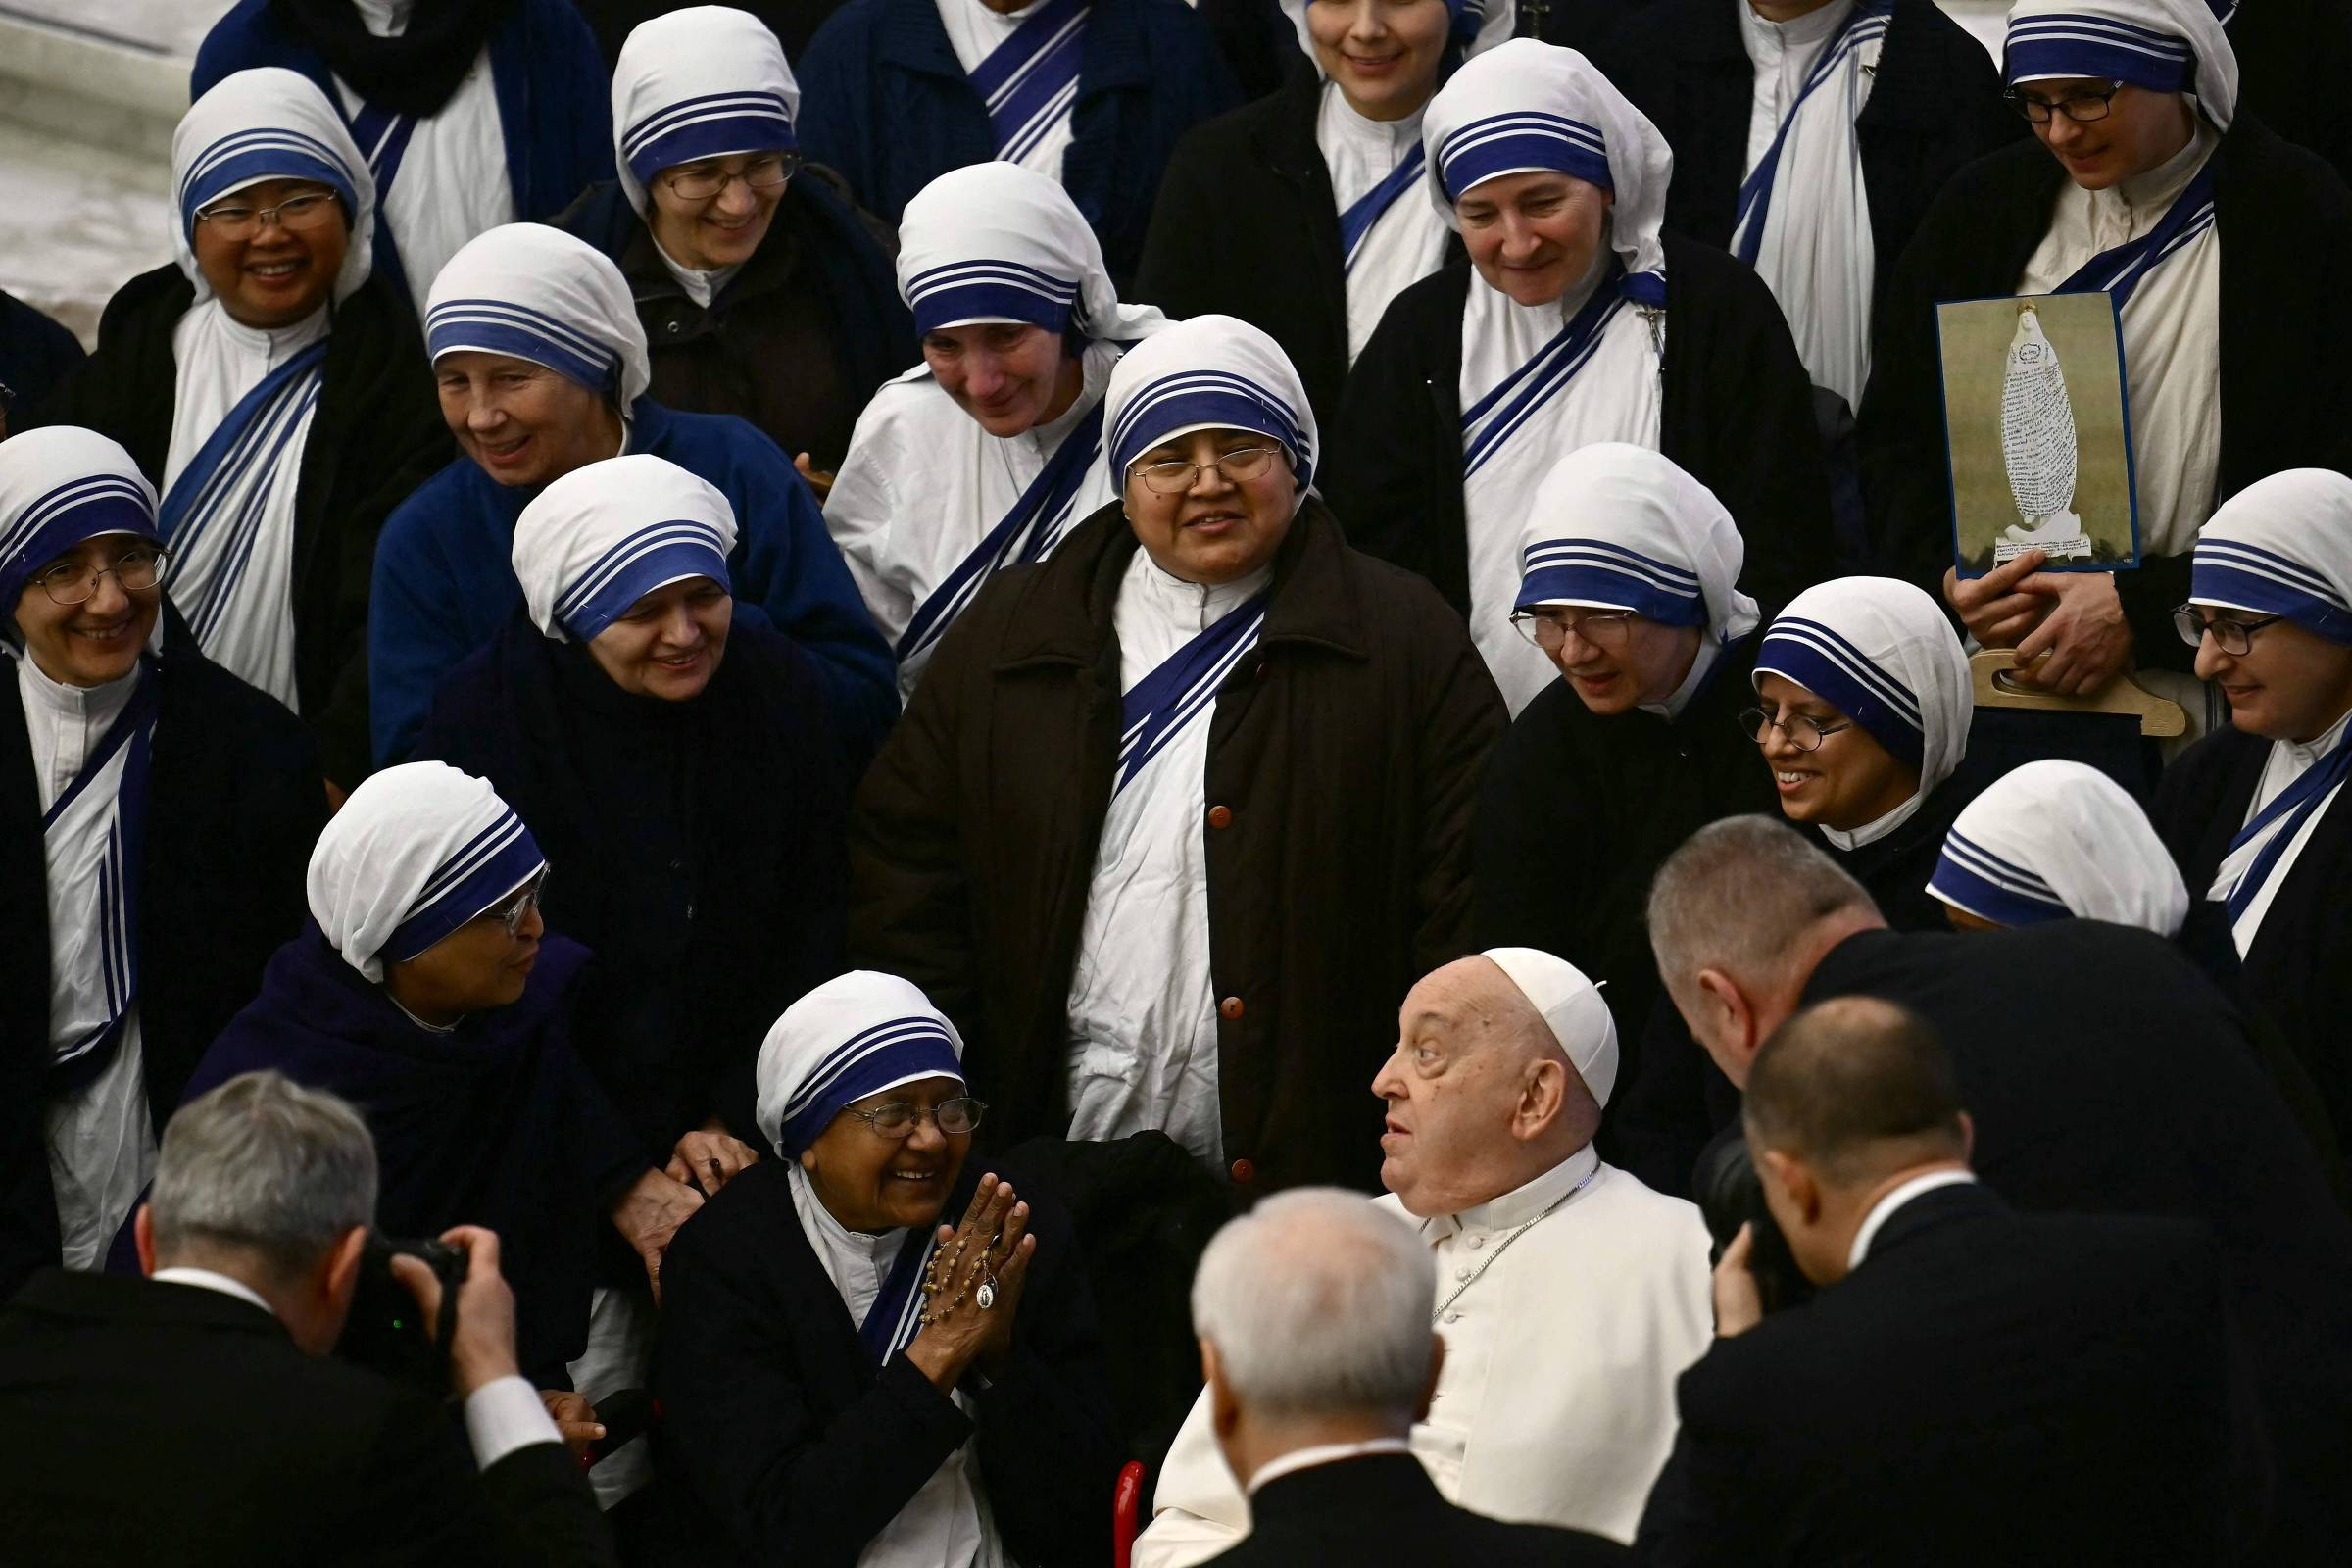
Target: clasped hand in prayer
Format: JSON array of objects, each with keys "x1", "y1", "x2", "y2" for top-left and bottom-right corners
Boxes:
[
  {"x1": 904, "y1": 1174, "x2": 1035, "y2": 1391},
  {"x1": 1943, "y1": 550, "x2": 2133, "y2": 696}
]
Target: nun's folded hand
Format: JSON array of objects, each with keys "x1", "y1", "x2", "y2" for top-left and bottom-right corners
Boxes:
[
  {"x1": 666, "y1": 1121, "x2": 760, "y2": 1196},
  {"x1": 905, "y1": 1177, "x2": 1038, "y2": 1392},
  {"x1": 1943, "y1": 552, "x2": 2050, "y2": 649},
  {"x1": 2010, "y1": 569, "x2": 2131, "y2": 696},
  {"x1": 609, "y1": 1167, "x2": 707, "y2": 1301}
]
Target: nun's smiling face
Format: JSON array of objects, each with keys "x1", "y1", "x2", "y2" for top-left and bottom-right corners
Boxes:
[
  {"x1": 1525, "y1": 605, "x2": 1702, "y2": 715},
  {"x1": 1307, "y1": 0, "x2": 1452, "y2": 122},
  {"x1": 588, "y1": 576, "x2": 733, "y2": 701},
  {"x1": 647, "y1": 150, "x2": 790, "y2": 272},
  {"x1": 921, "y1": 322, "x2": 1084, "y2": 437},
  {"x1": 800, "y1": 1075, "x2": 972, "y2": 1234},
  {"x1": 1750, "y1": 673, "x2": 1920, "y2": 832},
  {"x1": 2189, "y1": 608, "x2": 2352, "y2": 743},
  {"x1": 190, "y1": 177, "x2": 348, "y2": 330},
  {"x1": 2026, "y1": 78, "x2": 2196, "y2": 192},
  {"x1": 12, "y1": 533, "x2": 164, "y2": 688},
  {"x1": 1456, "y1": 171, "x2": 1613, "y2": 308},
  {"x1": 1122, "y1": 428, "x2": 1298, "y2": 586},
  {"x1": 435, "y1": 352, "x2": 625, "y2": 488}
]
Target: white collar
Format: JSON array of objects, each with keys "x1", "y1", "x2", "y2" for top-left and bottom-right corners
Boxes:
[
  {"x1": 2279, "y1": 704, "x2": 2352, "y2": 769},
  {"x1": 1246, "y1": 1437, "x2": 1415, "y2": 1495},
  {"x1": 1821, "y1": 784, "x2": 1928, "y2": 851},
  {"x1": 1846, "y1": 1168, "x2": 1977, "y2": 1270},
  {"x1": 1740, "y1": 0, "x2": 1856, "y2": 49},
  {"x1": 651, "y1": 236, "x2": 742, "y2": 312},
  {"x1": 16, "y1": 647, "x2": 144, "y2": 728},
  {"x1": 151, "y1": 1265, "x2": 277, "y2": 1318},
  {"x1": 1642, "y1": 636, "x2": 1719, "y2": 721},
  {"x1": 1129, "y1": 552, "x2": 1273, "y2": 632},
  {"x1": 1419, "y1": 1142, "x2": 1602, "y2": 1241},
  {"x1": 351, "y1": 0, "x2": 414, "y2": 37},
  {"x1": 1321, "y1": 81, "x2": 1426, "y2": 154},
  {"x1": 201, "y1": 299, "x2": 332, "y2": 362},
  {"x1": 2101, "y1": 118, "x2": 2221, "y2": 218}
]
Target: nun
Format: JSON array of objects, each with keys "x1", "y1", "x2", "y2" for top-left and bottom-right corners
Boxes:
[
  {"x1": 1863, "y1": 0, "x2": 2352, "y2": 726},
  {"x1": 414, "y1": 454, "x2": 852, "y2": 1199},
  {"x1": 172, "y1": 761, "x2": 703, "y2": 1387},
  {"x1": 2153, "y1": 469, "x2": 2352, "y2": 1178},
  {"x1": 368, "y1": 221, "x2": 896, "y2": 764},
  {"x1": 193, "y1": 0, "x2": 612, "y2": 318},
  {"x1": 554, "y1": 5, "x2": 914, "y2": 473},
  {"x1": 824, "y1": 163, "x2": 1171, "y2": 698},
  {"x1": 851, "y1": 315, "x2": 1504, "y2": 1195},
  {"x1": 654, "y1": 970, "x2": 1119, "y2": 1566},
  {"x1": 1134, "y1": 0, "x2": 1513, "y2": 428},
  {"x1": 1747, "y1": 576, "x2": 1983, "y2": 930},
  {"x1": 0, "y1": 428, "x2": 321, "y2": 1298},
  {"x1": 1325, "y1": 38, "x2": 1832, "y2": 717},
  {"x1": 794, "y1": 0, "x2": 1241, "y2": 282},
  {"x1": 1930, "y1": 758, "x2": 2192, "y2": 936},
  {"x1": 1470, "y1": 445, "x2": 1778, "y2": 1167},
  {"x1": 26, "y1": 68, "x2": 447, "y2": 792}
]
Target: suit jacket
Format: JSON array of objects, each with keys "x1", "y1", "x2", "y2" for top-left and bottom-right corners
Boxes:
[
  {"x1": 1638, "y1": 1184, "x2": 2267, "y2": 1566},
  {"x1": 0, "y1": 1269, "x2": 612, "y2": 1568},
  {"x1": 1204, "y1": 1451, "x2": 1628, "y2": 1568}
]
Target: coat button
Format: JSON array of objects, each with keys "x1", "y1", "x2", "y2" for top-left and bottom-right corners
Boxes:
[
  {"x1": 1207, "y1": 805, "x2": 1233, "y2": 829},
  {"x1": 1230, "y1": 1158, "x2": 1255, "y2": 1183},
  {"x1": 1218, "y1": 996, "x2": 1245, "y2": 1021},
  {"x1": 664, "y1": 319, "x2": 682, "y2": 334}
]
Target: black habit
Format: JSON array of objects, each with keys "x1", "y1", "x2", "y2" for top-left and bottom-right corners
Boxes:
[
  {"x1": 1590, "y1": 0, "x2": 2022, "y2": 331},
  {"x1": 26, "y1": 266, "x2": 452, "y2": 787},
  {"x1": 1857, "y1": 116, "x2": 2352, "y2": 666},
  {"x1": 1204, "y1": 1451, "x2": 1630, "y2": 1568},
  {"x1": 1134, "y1": 73, "x2": 1462, "y2": 432},
  {"x1": 848, "y1": 498, "x2": 1505, "y2": 1195},
  {"x1": 1798, "y1": 920, "x2": 2352, "y2": 1564},
  {"x1": 652, "y1": 1158, "x2": 1119, "y2": 1568},
  {"x1": 1637, "y1": 1184, "x2": 2268, "y2": 1567},
  {"x1": 0, "y1": 612, "x2": 322, "y2": 1298},
  {"x1": 1322, "y1": 244, "x2": 1833, "y2": 623}
]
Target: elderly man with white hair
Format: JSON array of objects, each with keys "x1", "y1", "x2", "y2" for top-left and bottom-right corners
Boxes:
[{"x1": 1135, "y1": 948, "x2": 1711, "y2": 1563}]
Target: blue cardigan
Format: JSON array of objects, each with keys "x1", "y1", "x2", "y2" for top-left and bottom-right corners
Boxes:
[
  {"x1": 368, "y1": 399, "x2": 897, "y2": 765},
  {"x1": 796, "y1": 0, "x2": 1239, "y2": 282},
  {"x1": 193, "y1": 0, "x2": 612, "y2": 306}
]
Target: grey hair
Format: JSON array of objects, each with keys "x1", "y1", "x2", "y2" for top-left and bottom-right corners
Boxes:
[
  {"x1": 1646, "y1": 816, "x2": 1879, "y2": 999},
  {"x1": 148, "y1": 1071, "x2": 378, "y2": 1280},
  {"x1": 1191, "y1": 1188, "x2": 1433, "y2": 1419}
]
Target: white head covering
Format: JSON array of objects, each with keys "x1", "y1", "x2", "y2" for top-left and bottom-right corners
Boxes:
[
  {"x1": 1103, "y1": 315, "x2": 1319, "y2": 504},
  {"x1": 1482, "y1": 947, "x2": 1618, "y2": 1107},
  {"x1": 1276, "y1": 0, "x2": 1516, "y2": 74},
  {"x1": 895, "y1": 162, "x2": 1171, "y2": 344},
  {"x1": 513, "y1": 454, "x2": 739, "y2": 643},
  {"x1": 2004, "y1": 0, "x2": 2237, "y2": 127},
  {"x1": 1420, "y1": 39, "x2": 1673, "y2": 288},
  {"x1": 0, "y1": 427, "x2": 163, "y2": 628},
  {"x1": 1515, "y1": 443, "x2": 1760, "y2": 648},
  {"x1": 424, "y1": 223, "x2": 654, "y2": 408},
  {"x1": 612, "y1": 6, "x2": 802, "y2": 218},
  {"x1": 1929, "y1": 760, "x2": 2189, "y2": 934},
  {"x1": 756, "y1": 972, "x2": 968, "y2": 1156},
  {"x1": 307, "y1": 761, "x2": 547, "y2": 983},
  {"x1": 1754, "y1": 577, "x2": 1974, "y2": 799},
  {"x1": 172, "y1": 67, "x2": 375, "y2": 307},
  {"x1": 2189, "y1": 468, "x2": 2352, "y2": 646}
]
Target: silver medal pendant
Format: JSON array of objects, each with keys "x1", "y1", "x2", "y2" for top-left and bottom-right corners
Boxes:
[{"x1": 976, "y1": 1280, "x2": 998, "y2": 1310}]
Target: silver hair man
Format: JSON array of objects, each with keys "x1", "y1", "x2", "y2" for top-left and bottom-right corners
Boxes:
[{"x1": 146, "y1": 1069, "x2": 378, "y2": 1282}]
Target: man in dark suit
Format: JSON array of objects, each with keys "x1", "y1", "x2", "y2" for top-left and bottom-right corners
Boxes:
[
  {"x1": 1638, "y1": 996, "x2": 2269, "y2": 1565},
  {"x1": 0, "y1": 1071, "x2": 613, "y2": 1568},
  {"x1": 1644, "y1": 815, "x2": 2352, "y2": 1564},
  {"x1": 1188, "y1": 1187, "x2": 1626, "y2": 1567}
]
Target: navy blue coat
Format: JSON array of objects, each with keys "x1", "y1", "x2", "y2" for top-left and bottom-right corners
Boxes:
[{"x1": 796, "y1": 0, "x2": 1240, "y2": 283}]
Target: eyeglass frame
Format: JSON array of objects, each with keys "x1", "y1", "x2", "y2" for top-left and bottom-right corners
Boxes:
[
  {"x1": 660, "y1": 150, "x2": 804, "y2": 203},
  {"x1": 1507, "y1": 605, "x2": 1637, "y2": 651},
  {"x1": 32, "y1": 544, "x2": 170, "y2": 607},
  {"x1": 2002, "y1": 80, "x2": 2127, "y2": 124},
  {"x1": 1738, "y1": 704, "x2": 1855, "y2": 752},
  {"x1": 191, "y1": 187, "x2": 345, "y2": 241},
  {"x1": 2171, "y1": 604, "x2": 2284, "y2": 657},
  {"x1": 480, "y1": 868, "x2": 551, "y2": 938},
  {"x1": 1130, "y1": 444, "x2": 1286, "y2": 496},
  {"x1": 838, "y1": 1096, "x2": 990, "y2": 1140}
]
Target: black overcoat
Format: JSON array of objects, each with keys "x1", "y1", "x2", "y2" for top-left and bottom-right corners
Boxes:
[
  {"x1": 27, "y1": 266, "x2": 452, "y2": 786},
  {"x1": 848, "y1": 497, "x2": 1506, "y2": 1195}
]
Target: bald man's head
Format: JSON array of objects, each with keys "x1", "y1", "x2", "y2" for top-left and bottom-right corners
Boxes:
[{"x1": 1743, "y1": 996, "x2": 1967, "y2": 1189}]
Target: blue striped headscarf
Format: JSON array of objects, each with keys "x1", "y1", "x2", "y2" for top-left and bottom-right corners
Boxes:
[
  {"x1": 2003, "y1": 0, "x2": 2237, "y2": 125},
  {"x1": 611, "y1": 6, "x2": 802, "y2": 218},
  {"x1": 894, "y1": 162, "x2": 1170, "y2": 343},
  {"x1": 1928, "y1": 759, "x2": 2187, "y2": 933},
  {"x1": 0, "y1": 427, "x2": 163, "y2": 634},
  {"x1": 2189, "y1": 469, "x2": 2352, "y2": 646},
  {"x1": 1514, "y1": 443, "x2": 1759, "y2": 646},
  {"x1": 757, "y1": 972, "x2": 968, "y2": 1157},
  {"x1": 171, "y1": 67, "x2": 375, "y2": 307},
  {"x1": 1754, "y1": 577, "x2": 1973, "y2": 792},
  {"x1": 424, "y1": 224, "x2": 654, "y2": 408},
  {"x1": 512, "y1": 455, "x2": 738, "y2": 644},
  {"x1": 1104, "y1": 315, "x2": 1317, "y2": 504}
]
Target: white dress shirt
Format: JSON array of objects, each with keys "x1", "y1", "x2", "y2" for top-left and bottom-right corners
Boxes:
[
  {"x1": 1247, "y1": 1437, "x2": 1415, "y2": 1494},
  {"x1": 1845, "y1": 1168, "x2": 1979, "y2": 1269}
]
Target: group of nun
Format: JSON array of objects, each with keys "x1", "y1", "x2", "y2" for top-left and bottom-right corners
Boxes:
[{"x1": 7, "y1": 0, "x2": 2352, "y2": 1562}]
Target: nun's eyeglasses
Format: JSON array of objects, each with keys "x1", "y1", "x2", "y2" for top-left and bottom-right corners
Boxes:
[
  {"x1": 2172, "y1": 606, "x2": 2283, "y2": 656},
  {"x1": 34, "y1": 547, "x2": 167, "y2": 606},
  {"x1": 841, "y1": 1098, "x2": 989, "y2": 1139},
  {"x1": 1509, "y1": 607, "x2": 1634, "y2": 650},
  {"x1": 192, "y1": 189, "x2": 342, "y2": 241},
  {"x1": 482, "y1": 869, "x2": 550, "y2": 938},
  {"x1": 2002, "y1": 81, "x2": 2125, "y2": 123},
  {"x1": 663, "y1": 152, "x2": 803, "y2": 202},
  {"x1": 1738, "y1": 706, "x2": 1853, "y2": 751},
  {"x1": 1133, "y1": 445, "x2": 1284, "y2": 495}
]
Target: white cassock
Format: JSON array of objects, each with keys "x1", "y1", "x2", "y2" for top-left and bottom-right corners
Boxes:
[{"x1": 1133, "y1": 1144, "x2": 1714, "y2": 1563}]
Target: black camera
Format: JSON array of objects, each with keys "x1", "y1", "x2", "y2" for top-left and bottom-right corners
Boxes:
[
  {"x1": 336, "y1": 1234, "x2": 467, "y2": 1392},
  {"x1": 1692, "y1": 1135, "x2": 1815, "y2": 1317}
]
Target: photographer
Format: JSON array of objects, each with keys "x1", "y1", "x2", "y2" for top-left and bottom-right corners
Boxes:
[{"x1": 0, "y1": 1071, "x2": 614, "y2": 1568}]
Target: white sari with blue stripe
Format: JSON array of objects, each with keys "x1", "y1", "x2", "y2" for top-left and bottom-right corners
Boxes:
[
  {"x1": 940, "y1": 0, "x2": 1091, "y2": 181},
  {"x1": 1321, "y1": 88, "x2": 1449, "y2": 363},
  {"x1": 1064, "y1": 552, "x2": 1271, "y2": 1161}
]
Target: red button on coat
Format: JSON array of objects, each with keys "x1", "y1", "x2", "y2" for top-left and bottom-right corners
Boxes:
[
  {"x1": 1207, "y1": 805, "x2": 1233, "y2": 829},
  {"x1": 1218, "y1": 996, "x2": 1245, "y2": 1020},
  {"x1": 1230, "y1": 1158, "x2": 1256, "y2": 1183}
]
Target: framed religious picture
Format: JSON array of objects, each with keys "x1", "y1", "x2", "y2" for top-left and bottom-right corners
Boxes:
[{"x1": 1934, "y1": 291, "x2": 2139, "y2": 577}]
